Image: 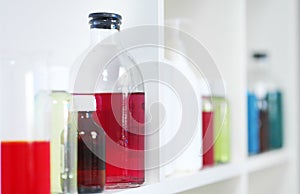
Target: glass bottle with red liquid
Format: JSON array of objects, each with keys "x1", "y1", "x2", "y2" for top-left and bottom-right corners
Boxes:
[
  {"x1": 70, "y1": 13, "x2": 145, "y2": 189},
  {"x1": 0, "y1": 57, "x2": 51, "y2": 194},
  {"x1": 72, "y1": 95, "x2": 106, "y2": 193},
  {"x1": 201, "y1": 82, "x2": 215, "y2": 167}
]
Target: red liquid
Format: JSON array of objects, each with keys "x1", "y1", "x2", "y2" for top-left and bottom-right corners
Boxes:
[
  {"x1": 77, "y1": 112, "x2": 106, "y2": 193},
  {"x1": 202, "y1": 111, "x2": 215, "y2": 167},
  {"x1": 95, "y1": 93, "x2": 145, "y2": 188},
  {"x1": 1, "y1": 141, "x2": 50, "y2": 194},
  {"x1": 259, "y1": 109, "x2": 269, "y2": 152}
]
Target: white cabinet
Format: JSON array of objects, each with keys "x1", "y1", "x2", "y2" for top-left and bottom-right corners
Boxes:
[{"x1": 0, "y1": 0, "x2": 299, "y2": 193}]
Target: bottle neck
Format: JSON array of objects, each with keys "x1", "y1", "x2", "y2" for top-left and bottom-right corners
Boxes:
[
  {"x1": 90, "y1": 28, "x2": 119, "y2": 46},
  {"x1": 255, "y1": 58, "x2": 268, "y2": 71}
]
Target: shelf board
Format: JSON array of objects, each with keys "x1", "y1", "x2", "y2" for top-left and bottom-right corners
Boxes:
[
  {"x1": 103, "y1": 150, "x2": 289, "y2": 194},
  {"x1": 105, "y1": 164, "x2": 241, "y2": 194},
  {"x1": 246, "y1": 149, "x2": 289, "y2": 173}
]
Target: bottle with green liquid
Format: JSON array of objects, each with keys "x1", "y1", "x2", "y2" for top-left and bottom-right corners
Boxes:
[
  {"x1": 267, "y1": 90, "x2": 283, "y2": 149},
  {"x1": 49, "y1": 66, "x2": 77, "y2": 194},
  {"x1": 213, "y1": 82, "x2": 231, "y2": 164}
]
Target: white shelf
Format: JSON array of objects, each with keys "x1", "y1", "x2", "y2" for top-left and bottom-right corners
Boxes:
[
  {"x1": 104, "y1": 149, "x2": 290, "y2": 194},
  {"x1": 105, "y1": 164, "x2": 241, "y2": 194},
  {"x1": 246, "y1": 149, "x2": 289, "y2": 173}
]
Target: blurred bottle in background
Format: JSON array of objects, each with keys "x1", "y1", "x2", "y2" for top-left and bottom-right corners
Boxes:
[
  {"x1": 247, "y1": 92, "x2": 260, "y2": 155},
  {"x1": 212, "y1": 81, "x2": 231, "y2": 164},
  {"x1": 202, "y1": 82, "x2": 214, "y2": 167},
  {"x1": 248, "y1": 52, "x2": 283, "y2": 153}
]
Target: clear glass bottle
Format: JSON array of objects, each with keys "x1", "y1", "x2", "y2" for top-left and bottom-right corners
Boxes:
[
  {"x1": 163, "y1": 19, "x2": 203, "y2": 175},
  {"x1": 64, "y1": 105, "x2": 79, "y2": 193},
  {"x1": 71, "y1": 12, "x2": 145, "y2": 189},
  {"x1": 162, "y1": 56, "x2": 203, "y2": 174},
  {"x1": 1, "y1": 57, "x2": 51, "y2": 194},
  {"x1": 49, "y1": 66, "x2": 77, "y2": 194}
]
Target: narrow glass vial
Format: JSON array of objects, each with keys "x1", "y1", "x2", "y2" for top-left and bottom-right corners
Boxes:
[
  {"x1": 75, "y1": 95, "x2": 105, "y2": 193},
  {"x1": 202, "y1": 96, "x2": 214, "y2": 167},
  {"x1": 51, "y1": 92, "x2": 72, "y2": 193},
  {"x1": 213, "y1": 96, "x2": 230, "y2": 164},
  {"x1": 62, "y1": 109, "x2": 78, "y2": 193},
  {"x1": 247, "y1": 92, "x2": 260, "y2": 155}
]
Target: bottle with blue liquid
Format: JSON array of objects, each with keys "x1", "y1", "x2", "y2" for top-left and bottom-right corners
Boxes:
[
  {"x1": 247, "y1": 52, "x2": 283, "y2": 154},
  {"x1": 247, "y1": 92, "x2": 259, "y2": 155}
]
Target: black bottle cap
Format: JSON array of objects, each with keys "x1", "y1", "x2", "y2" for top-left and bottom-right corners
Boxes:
[
  {"x1": 89, "y1": 12, "x2": 122, "y2": 30},
  {"x1": 253, "y1": 52, "x2": 268, "y2": 59}
]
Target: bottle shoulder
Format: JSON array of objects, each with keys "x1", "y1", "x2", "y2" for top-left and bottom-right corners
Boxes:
[
  {"x1": 77, "y1": 113, "x2": 104, "y2": 134},
  {"x1": 72, "y1": 43, "x2": 144, "y2": 93}
]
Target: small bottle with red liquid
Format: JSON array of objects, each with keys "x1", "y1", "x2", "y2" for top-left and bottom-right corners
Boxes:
[
  {"x1": 201, "y1": 82, "x2": 215, "y2": 167},
  {"x1": 70, "y1": 12, "x2": 145, "y2": 189},
  {"x1": 73, "y1": 95, "x2": 106, "y2": 193},
  {"x1": 0, "y1": 58, "x2": 51, "y2": 194}
]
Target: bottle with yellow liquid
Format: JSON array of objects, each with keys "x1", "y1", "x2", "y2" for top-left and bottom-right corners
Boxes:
[
  {"x1": 49, "y1": 66, "x2": 77, "y2": 194},
  {"x1": 212, "y1": 81, "x2": 231, "y2": 164}
]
